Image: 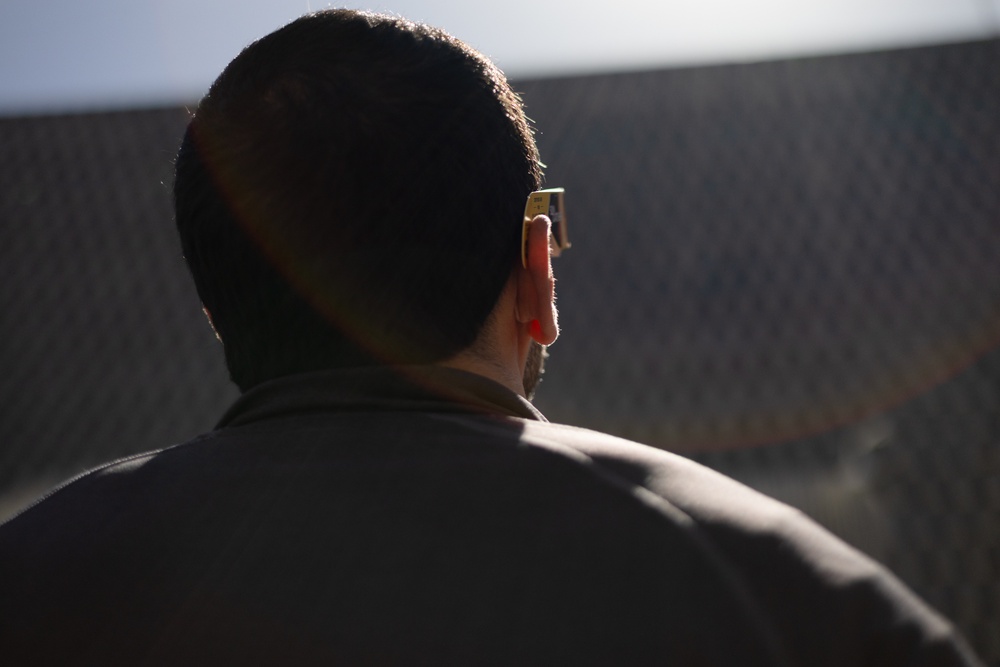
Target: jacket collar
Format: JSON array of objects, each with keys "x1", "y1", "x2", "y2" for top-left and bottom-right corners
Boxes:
[{"x1": 217, "y1": 365, "x2": 547, "y2": 429}]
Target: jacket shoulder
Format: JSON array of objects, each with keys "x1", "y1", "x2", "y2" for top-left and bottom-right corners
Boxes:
[{"x1": 517, "y1": 419, "x2": 981, "y2": 666}]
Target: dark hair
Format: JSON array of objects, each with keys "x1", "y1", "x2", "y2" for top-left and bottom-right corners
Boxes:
[{"x1": 174, "y1": 10, "x2": 542, "y2": 390}]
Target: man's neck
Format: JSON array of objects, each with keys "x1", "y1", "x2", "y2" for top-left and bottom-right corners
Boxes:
[
  {"x1": 438, "y1": 352, "x2": 526, "y2": 399},
  {"x1": 437, "y1": 277, "x2": 535, "y2": 399}
]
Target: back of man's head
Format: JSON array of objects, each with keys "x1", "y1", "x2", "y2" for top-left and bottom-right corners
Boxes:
[{"x1": 174, "y1": 10, "x2": 542, "y2": 390}]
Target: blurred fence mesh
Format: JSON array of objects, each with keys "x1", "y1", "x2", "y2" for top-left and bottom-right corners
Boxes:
[{"x1": 2, "y1": 38, "x2": 998, "y2": 663}]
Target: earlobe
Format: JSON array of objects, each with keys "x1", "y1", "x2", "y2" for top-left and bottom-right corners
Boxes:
[{"x1": 530, "y1": 319, "x2": 544, "y2": 340}]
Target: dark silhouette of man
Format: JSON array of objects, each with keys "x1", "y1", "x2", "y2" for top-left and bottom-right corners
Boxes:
[{"x1": 0, "y1": 9, "x2": 983, "y2": 666}]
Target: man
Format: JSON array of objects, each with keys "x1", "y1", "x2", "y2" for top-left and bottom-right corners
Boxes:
[{"x1": 0, "y1": 9, "x2": 982, "y2": 665}]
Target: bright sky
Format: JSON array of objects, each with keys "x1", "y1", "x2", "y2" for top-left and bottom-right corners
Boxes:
[{"x1": 1, "y1": 0, "x2": 998, "y2": 114}]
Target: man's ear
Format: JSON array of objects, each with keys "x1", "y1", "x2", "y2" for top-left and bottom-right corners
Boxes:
[{"x1": 515, "y1": 215, "x2": 559, "y2": 345}]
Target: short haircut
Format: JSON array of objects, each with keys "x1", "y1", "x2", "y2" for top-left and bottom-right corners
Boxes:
[{"x1": 174, "y1": 9, "x2": 542, "y2": 390}]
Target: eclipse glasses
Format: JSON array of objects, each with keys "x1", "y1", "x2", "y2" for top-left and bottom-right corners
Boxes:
[{"x1": 521, "y1": 188, "x2": 569, "y2": 268}]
